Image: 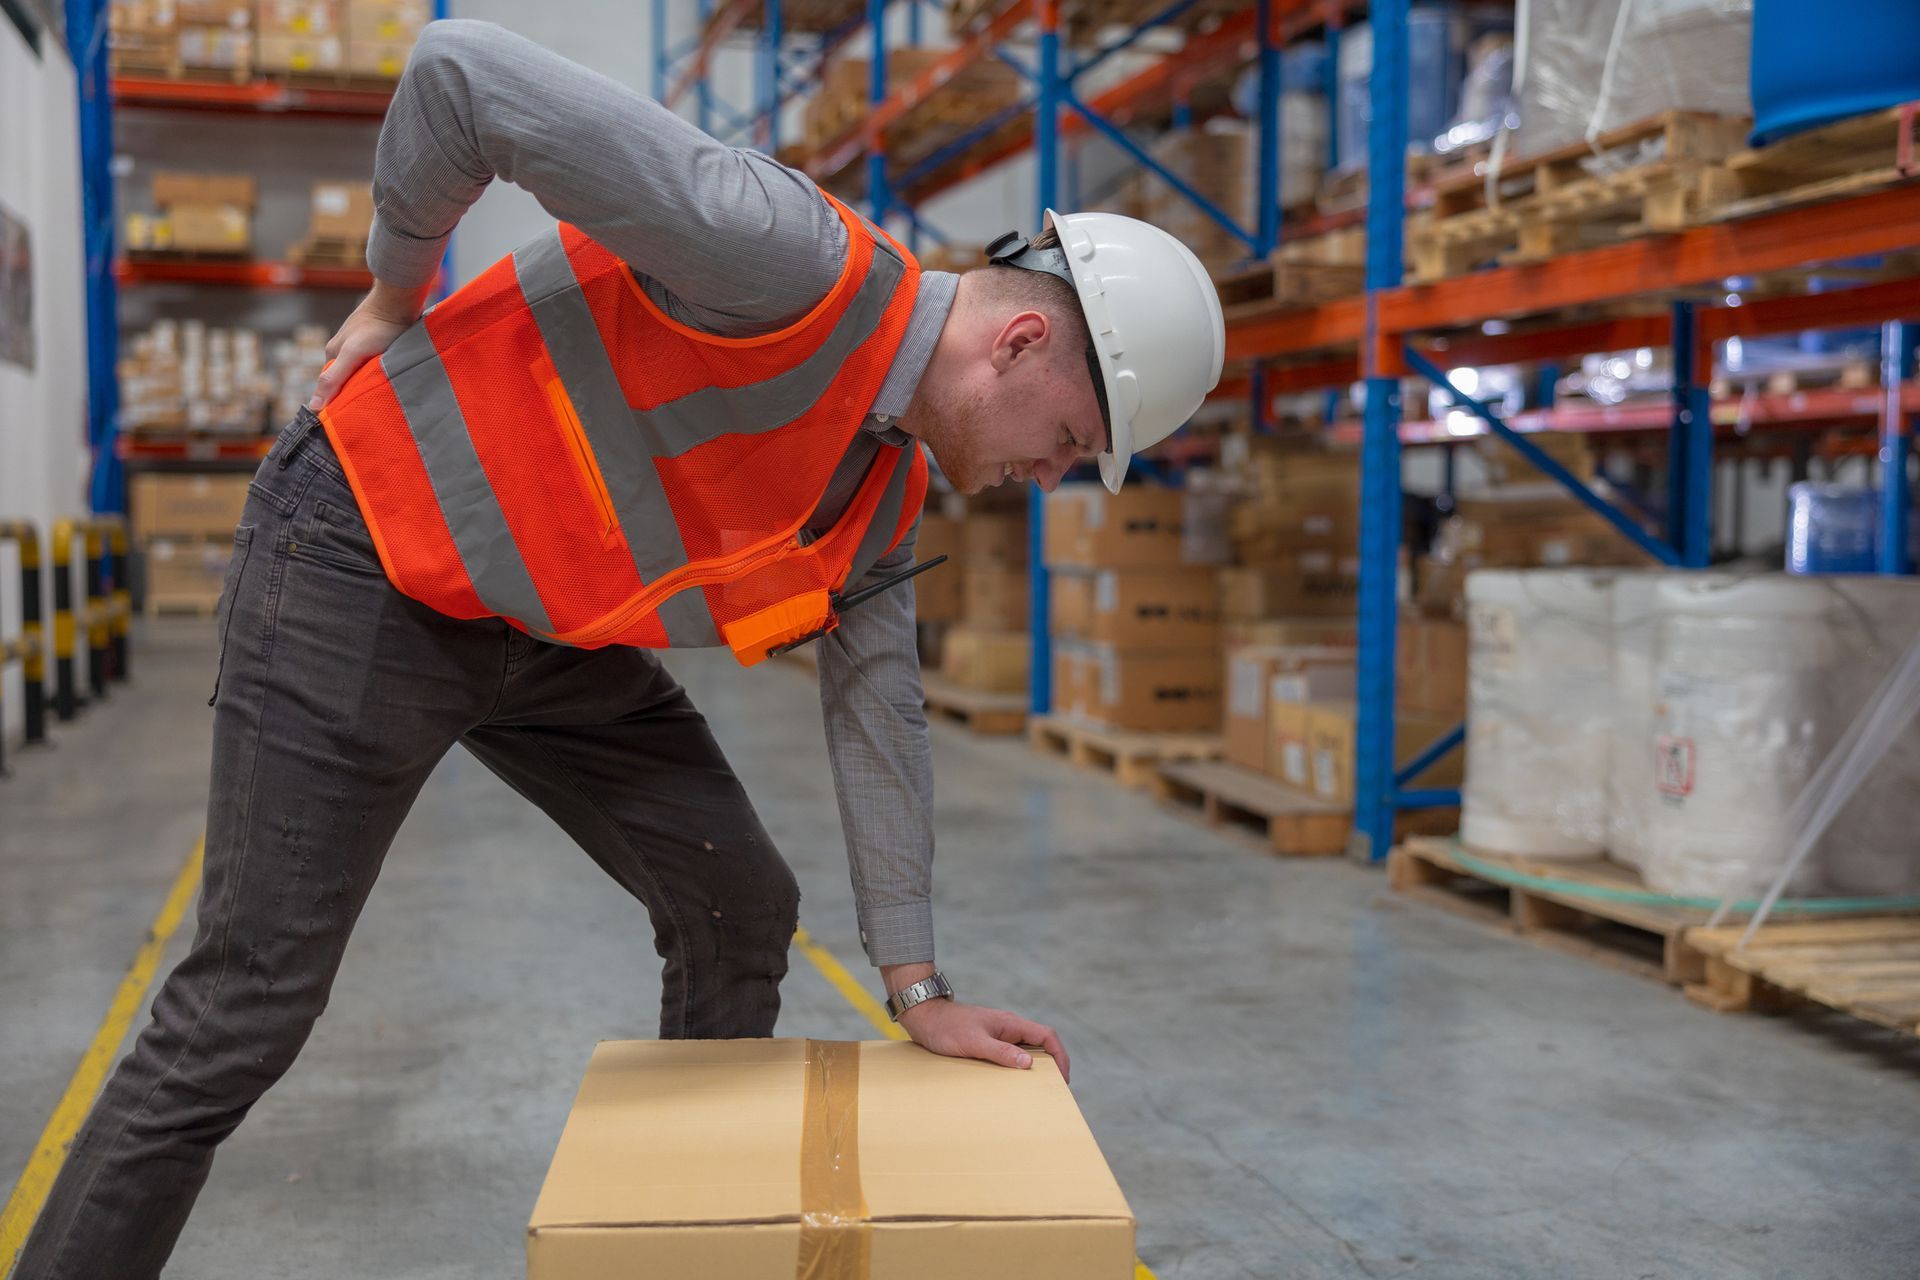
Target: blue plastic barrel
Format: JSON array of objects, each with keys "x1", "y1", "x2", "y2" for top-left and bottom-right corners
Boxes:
[
  {"x1": 1786, "y1": 483, "x2": 1880, "y2": 574},
  {"x1": 1751, "y1": 0, "x2": 1920, "y2": 145}
]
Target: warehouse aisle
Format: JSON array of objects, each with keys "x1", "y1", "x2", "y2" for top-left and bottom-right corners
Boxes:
[{"x1": 4, "y1": 620, "x2": 1918, "y2": 1280}]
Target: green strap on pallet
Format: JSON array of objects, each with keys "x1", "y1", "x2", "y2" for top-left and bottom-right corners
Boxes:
[{"x1": 1445, "y1": 837, "x2": 1920, "y2": 916}]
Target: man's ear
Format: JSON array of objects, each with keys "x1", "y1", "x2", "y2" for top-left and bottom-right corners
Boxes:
[{"x1": 990, "y1": 310, "x2": 1050, "y2": 373}]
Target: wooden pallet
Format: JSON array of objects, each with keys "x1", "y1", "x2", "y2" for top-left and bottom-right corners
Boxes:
[
  {"x1": 1028, "y1": 714, "x2": 1219, "y2": 790},
  {"x1": 1405, "y1": 111, "x2": 1750, "y2": 282},
  {"x1": 1150, "y1": 759, "x2": 1350, "y2": 856},
  {"x1": 1683, "y1": 918, "x2": 1920, "y2": 1035},
  {"x1": 1387, "y1": 834, "x2": 1719, "y2": 984},
  {"x1": 1694, "y1": 105, "x2": 1920, "y2": 226},
  {"x1": 1215, "y1": 258, "x2": 1368, "y2": 312},
  {"x1": 920, "y1": 673, "x2": 1025, "y2": 735}
]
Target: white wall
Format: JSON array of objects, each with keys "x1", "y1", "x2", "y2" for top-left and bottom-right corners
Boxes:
[{"x1": 0, "y1": 23, "x2": 87, "y2": 749}]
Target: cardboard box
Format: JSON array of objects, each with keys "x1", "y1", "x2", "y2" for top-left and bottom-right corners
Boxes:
[
  {"x1": 177, "y1": 0, "x2": 249, "y2": 25},
  {"x1": 527, "y1": 1039, "x2": 1135, "y2": 1279},
  {"x1": 308, "y1": 181, "x2": 373, "y2": 240},
  {"x1": 1222, "y1": 644, "x2": 1354, "y2": 774},
  {"x1": 1302, "y1": 702, "x2": 1464, "y2": 806},
  {"x1": 1074, "y1": 488, "x2": 1187, "y2": 568},
  {"x1": 1396, "y1": 611, "x2": 1469, "y2": 717},
  {"x1": 152, "y1": 171, "x2": 257, "y2": 210},
  {"x1": 1049, "y1": 568, "x2": 1094, "y2": 639},
  {"x1": 1080, "y1": 644, "x2": 1220, "y2": 733},
  {"x1": 941, "y1": 626, "x2": 1028, "y2": 693},
  {"x1": 913, "y1": 514, "x2": 965, "y2": 623},
  {"x1": 962, "y1": 565, "x2": 1028, "y2": 631},
  {"x1": 1222, "y1": 617, "x2": 1359, "y2": 649},
  {"x1": 962, "y1": 512, "x2": 1026, "y2": 566},
  {"x1": 347, "y1": 0, "x2": 429, "y2": 41},
  {"x1": 258, "y1": 2, "x2": 342, "y2": 37},
  {"x1": 1043, "y1": 487, "x2": 1096, "y2": 566},
  {"x1": 143, "y1": 536, "x2": 233, "y2": 602},
  {"x1": 131, "y1": 473, "x2": 253, "y2": 540},
  {"x1": 1218, "y1": 555, "x2": 1358, "y2": 620},
  {"x1": 1268, "y1": 697, "x2": 1315, "y2": 791},
  {"x1": 1052, "y1": 638, "x2": 1095, "y2": 718},
  {"x1": 347, "y1": 36, "x2": 414, "y2": 76},
  {"x1": 256, "y1": 32, "x2": 344, "y2": 70},
  {"x1": 165, "y1": 203, "x2": 251, "y2": 253},
  {"x1": 1088, "y1": 569, "x2": 1218, "y2": 648}
]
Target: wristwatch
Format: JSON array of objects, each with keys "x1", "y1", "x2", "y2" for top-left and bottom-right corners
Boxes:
[{"x1": 885, "y1": 971, "x2": 954, "y2": 1022}]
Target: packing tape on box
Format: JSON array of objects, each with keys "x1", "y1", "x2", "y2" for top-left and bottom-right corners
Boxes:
[{"x1": 797, "y1": 1039, "x2": 872, "y2": 1279}]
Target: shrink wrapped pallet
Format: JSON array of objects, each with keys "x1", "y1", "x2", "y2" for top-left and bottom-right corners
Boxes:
[
  {"x1": 1460, "y1": 569, "x2": 1615, "y2": 857},
  {"x1": 1605, "y1": 570, "x2": 1661, "y2": 870},
  {"x1": 1642, "y1": 574, "x2": 1920, "y2": 899}
]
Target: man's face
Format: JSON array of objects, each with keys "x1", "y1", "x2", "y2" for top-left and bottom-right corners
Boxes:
[{"x1": 919, "y1": 309, "x2": 1110, "y2": 495}]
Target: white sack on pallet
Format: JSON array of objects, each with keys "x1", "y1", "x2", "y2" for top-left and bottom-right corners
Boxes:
[
  {"x1": 1605, "y1": 570, "x2": 1662, "y2": 870},
  {"x1": 1514, "y1": 0, "x2": 1752, "y2": 161},
  {"x1": 1642, "y1": 574, "x2": 1920, "y2": 899},
  {"x1": 1461, "y1": 569, "x2": 1617, "y2": 857}
]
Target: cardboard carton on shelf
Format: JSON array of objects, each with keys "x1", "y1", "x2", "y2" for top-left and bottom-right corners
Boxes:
[
  {"x1": 256, "y1": 33, "x2": 345, "y2": 72},
  {"x1": 1301, "y1": 702, "x2": 1464, "y2": 807},
  {"x1": 1221, "y1": 645, "x2": 1355, "y2": 775},
  {"x1": 257, "y1": 1, "x2": 343, "y2": 38},
  {"x1": 143, "y1": 536, "x2": 234, "y2": 606},
  {"x1": 941, "y1": 626, "x2": 1028, "y2": 694},
  {"x1": 1086, "y1": 568, "x2": 1220, "y2": 649},
  {"x1": 152, "y1": 171, "x2": 257, "y2": 210},
  {"x1": 912, "y1": 514, "x2": 965, "y2": 623},
  {"x1": 526, "y1": 1039, "x2": 1134, "y2": 1279},
  {"x1": 1396, "y1": 611, "x2": 1469, "y2": 718},
  {"x1": 1218, "y1": 555, "x2": 1359, "y2": 621},
  {"x1": 1044, "y1": 485, "x2": 1223, "y2": 570},
  {"x1": 1222, "y1": 617, "x2": 1359, "y2": 649},
  {"x1": 1049, "y1": 568, "x2": 1095, "y2": 639},
  {"x1": 130, "y1": 473, "x2": 253, "y2": 541},
  {"x1": 961, "y1": 511, "x2": 1026, "y2": 567},
  {"x1": 1078, "y1": 644, "x2": 1220, "y2": 734},
  {"x1": 164, "y1": 203, "x2": 252, "y2": 254},
  {"x1": 962, "y1": 565, "x2": 1028, "y2": 631}
]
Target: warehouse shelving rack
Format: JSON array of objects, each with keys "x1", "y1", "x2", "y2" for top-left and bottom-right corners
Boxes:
[
  {"x1": 70, "y1": 0, "x2": 449, "y2": 494},
  {"x1": 655, "y1": 0, "x2": 1360, "y2": 725},
  {"x1": 662, "y1": 0, "x2": 1920, "y2": 864}
]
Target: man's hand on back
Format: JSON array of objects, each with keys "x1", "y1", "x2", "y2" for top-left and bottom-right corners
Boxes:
[{"x1": 309, "y1": 279, "x2": 434, "y2": 412}]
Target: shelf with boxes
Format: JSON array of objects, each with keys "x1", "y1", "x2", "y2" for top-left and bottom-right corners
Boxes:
[
  {"x1": 912, "y1": 493, "x2": 1033, "y2": 735},
  {"x1": 125, "y1": 470, "x2": 255, "y2": 613},
  {"x1": 109, "y1": 1, "x2": 435, "y2": 87}
]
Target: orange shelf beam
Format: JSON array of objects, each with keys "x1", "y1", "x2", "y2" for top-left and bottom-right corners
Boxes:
[
  {"x1": 111, "y1": 75, "x2": 393, "y2": 118},
  {"x1": 115, "y1": 259, "x2": 374, "y2": 291},
  {"x1": 116, "y1": 436, "x2": 277, "y2": 463},
  {"x1": 664, "y1": 0, "x2": 760, "y2": 109},
  {"x1": 1374, "y1": 384, "x2": 1920, "y2": 445}
]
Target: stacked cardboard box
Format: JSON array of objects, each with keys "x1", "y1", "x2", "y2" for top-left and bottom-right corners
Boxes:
[
  {"x1": 1221, "y1": 644, "x2": 1356, "y2": 775},
  {"x1": 119, "y1": 319, "x2": 322, "y2": 436},
  {"x1": 346, "y1": 0, "x2": 429, "y2": 78},
  {"x1": 1045, "y1": 485, "x2": 1227, "y2": 733},
  {"x1": 131, "y1": 472, "x2": 254, "y2": 612},
  {"x1": 912, "y1": 507, "x2": 966, "y2": 626},
  {"x1": 802, "y1": 49, "x2": 1023, "y2": 166},
  {"x1": 940, "y1": 508, "x2": 1028, "y2": 693},
  {"x1": 1142, "y1": 123, "x2": 1255, "y2": 274},
  {"x1": 257, "y1": 1, "x2": 345, "y2": 75},
  {"x1": 129, "y1": 171, "x2": 257, "y2": 256},
  {"x1": 1221, "y1": 442, "x2": 1364, "y2": 627},
  {"x1": 289, "y1": 180, "x2": 375, "y2": 266},
  {"x1": 177, "y1": 0, "x2": 253, "y2": 78},
  {"x1": 110, "y1": 1, "x2": 182, "y2": 76},
  {"x1": 1266, "y1": 699, "x2": 1464, "y2": 805},
  {"x1": 1415, "y1": 487, "x2": 1651, "y2": 615}
]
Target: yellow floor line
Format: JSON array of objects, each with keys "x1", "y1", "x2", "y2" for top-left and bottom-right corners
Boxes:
[
  {"x1": 0, "y1": 835, "x2": 205, "y2": 1270},
  {"x1": 791, "y1": 925, "x2": 1159, "y2": 1280}
]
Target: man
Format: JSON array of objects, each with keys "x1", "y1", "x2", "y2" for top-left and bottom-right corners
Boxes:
[{"x1": 18, "y1": 18, "x2": 1222, "y2": 1277}]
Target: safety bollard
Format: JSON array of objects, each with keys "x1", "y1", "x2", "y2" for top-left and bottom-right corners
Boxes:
[
  {"x1": 0, "y1": 520, "x2": 49, "y2": 775},
  {"x1": 51, "y1": 517, "x2": 85, "y2": 721},
  {"x1": 105, "y1": 518, "x2": 132, "y2": 684}
]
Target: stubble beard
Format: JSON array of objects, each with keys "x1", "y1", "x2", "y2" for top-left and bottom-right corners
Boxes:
[{"x1": 915, "y1": 383, "x2": 1001, "y2": 494}]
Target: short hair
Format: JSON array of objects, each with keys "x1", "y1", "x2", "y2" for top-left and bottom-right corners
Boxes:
[{"x1": 967, "y1": 226, "x2": 1093, "y2": 356}]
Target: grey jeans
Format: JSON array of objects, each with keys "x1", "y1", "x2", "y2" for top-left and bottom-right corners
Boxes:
[{"x1": 15, "y1": 410, "x2": 801, "y2": 1279}]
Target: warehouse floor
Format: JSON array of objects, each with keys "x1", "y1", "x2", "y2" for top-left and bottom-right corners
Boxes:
[{"x1": 5, "y1": 621, "x2": 1919, "y2": 1280}]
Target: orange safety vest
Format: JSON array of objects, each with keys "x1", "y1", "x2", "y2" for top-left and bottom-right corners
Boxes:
[{"x1": 318, "y1": 194, "x2": 927, "y2": 665}]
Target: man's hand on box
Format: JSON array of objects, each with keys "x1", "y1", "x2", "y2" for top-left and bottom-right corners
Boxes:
[{"x1": 897, "y1": 999, "x2": 1072, "y2": 1084}]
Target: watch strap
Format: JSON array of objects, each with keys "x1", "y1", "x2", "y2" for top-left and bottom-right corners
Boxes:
[{"x1": 885, "y1": 971, "x2": 953, "y2": 1021}]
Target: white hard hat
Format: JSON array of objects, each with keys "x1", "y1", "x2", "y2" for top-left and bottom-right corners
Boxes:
[{"x1": 987, "y1": 211, "x2": 1226, "y2": 493}]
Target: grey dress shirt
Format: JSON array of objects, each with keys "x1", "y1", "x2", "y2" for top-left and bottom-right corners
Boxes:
[{"x1": 368, "y1": 18, "x2": 954, "y2": 965}]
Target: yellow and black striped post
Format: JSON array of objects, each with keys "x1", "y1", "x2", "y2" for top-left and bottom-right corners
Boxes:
[
  {"x1": 104, "y1": 517, "x2": 132, "y2": 682},
  {"x1": 0, "y1": 520, "x2": 48, "y2": 775},
  {"x1": 84, "y1": 521, "x2": 111, "y2": 698},
  {"x1": 50, "y1": 517, "x2": 85, "y2": 720}
]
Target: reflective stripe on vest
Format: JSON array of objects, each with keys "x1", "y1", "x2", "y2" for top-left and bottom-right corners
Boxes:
[{"x1": 844, "y1": 443, "x2": 916, "y2": 589}]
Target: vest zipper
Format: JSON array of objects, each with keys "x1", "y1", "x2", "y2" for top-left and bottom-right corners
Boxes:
[{"x1": 547, "y1": 533, "x2": 802, "y2": 647}]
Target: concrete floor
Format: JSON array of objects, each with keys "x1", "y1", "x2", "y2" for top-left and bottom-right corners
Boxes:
[{"x1": 4, "y1": 620, "x2": 1919, "y2": 1280}]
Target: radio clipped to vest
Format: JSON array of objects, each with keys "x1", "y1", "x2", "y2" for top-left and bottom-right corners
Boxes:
[{"x1": 728, "y1": 554, "x2": 950, "y2": 664}]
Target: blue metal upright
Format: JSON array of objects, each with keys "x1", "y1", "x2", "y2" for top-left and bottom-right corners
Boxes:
[
  {"x1": 1254, "y1": 0, "x2": 1280, "y2": 256},
  {"x1": 1881, "y1": 320, "x2": 1915, "y2": 574},
  {"x1": 866, "y1": 0, "x2": 890, "y2": 223},
  {"x1": 68, "y1": 0, "x2": 122, "y2": 515},
  {"x1": 1028, "y1": 0, "x2": 1062, "y2": 717},
  {"x1": 1669, "y1": 301, "x2": 1712, "y2": 567},
  {"x1": 1352, "y1": 0, "x2": 1409, "y2": 863}
]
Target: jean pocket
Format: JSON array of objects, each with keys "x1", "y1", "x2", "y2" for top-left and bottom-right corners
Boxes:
[
  {"x1": 209, "y1": 524, "x2": 256, "y2": 707},
  {"x1": 291, "y1": 497, "x2": 385, "y2": 577}
]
